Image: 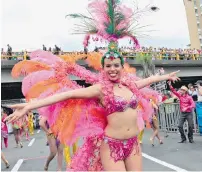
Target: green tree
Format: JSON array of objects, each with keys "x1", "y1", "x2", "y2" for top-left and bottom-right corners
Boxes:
[{"x1": 136, "y1": 53, "x2": 155, "y2": 78}]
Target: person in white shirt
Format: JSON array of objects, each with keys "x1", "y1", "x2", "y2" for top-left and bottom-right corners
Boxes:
[
  {"x1": 189, "y1": 86, "x2": 198, "y2": 101},
  {"x1": 188, "y1": 83, "x2": 193, "y2": 95},
  {"x1": 195, "y1": 81, "x2": 202, "y2": 101},
  {"x1": 198, "y1": 86, "x2": 202, "y2": 96}
]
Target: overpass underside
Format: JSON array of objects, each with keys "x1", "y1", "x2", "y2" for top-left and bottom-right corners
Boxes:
[{"x1": 1, "y1": 59, "x2": 202, "y2": 100}]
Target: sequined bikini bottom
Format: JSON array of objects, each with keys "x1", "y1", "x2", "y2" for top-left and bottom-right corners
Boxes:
[{"x1": 103, "y1": 135, "x2": 139, "y2": 162}]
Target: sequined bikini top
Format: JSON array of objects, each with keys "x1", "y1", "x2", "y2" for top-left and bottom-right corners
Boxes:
[{"x1": 106, "y1": 94, "x2": 138, "y2": 116}]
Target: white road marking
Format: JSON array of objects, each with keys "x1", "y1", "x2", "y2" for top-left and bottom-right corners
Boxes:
[
  {"x1": 11, "y1": 159, "x2": 24, "y2": 172},
  {"x1": 142, "y1": 153, "x2": 188, "y2": 172},
  {"x1": 28, "y1": 138, "x2": 35, "y2": 147},
  {"x1": 37, "y1": 130, "x2": 40, "y2": 133}
]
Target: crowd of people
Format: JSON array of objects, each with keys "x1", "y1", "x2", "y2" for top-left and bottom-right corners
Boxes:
[
  {"x1": 42, "y1": 44, "x2": 62, "y2": 55},
  {"x1": 123, "y1": 46, "x2": 201, "y2": 60},
  {"x1": 1, "y1": 44, "x2": 63, "y2": 60},
  {"x1": 1, "y1": 45, "x2": 202, "y2": 61}
]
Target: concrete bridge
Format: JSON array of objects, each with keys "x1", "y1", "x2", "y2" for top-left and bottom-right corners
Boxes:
[{"x1": 1, "y1": 59, "x2": 202, "y2": 83}]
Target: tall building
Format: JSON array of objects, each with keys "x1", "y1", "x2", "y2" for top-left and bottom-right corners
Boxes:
[{"x1": 184, "y1": 0, "x2": 202, "y2": 49}]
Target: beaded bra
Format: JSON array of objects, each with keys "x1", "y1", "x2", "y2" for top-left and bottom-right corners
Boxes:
[{"x1": 106, "y1": 94, "x2": 138, "y2": 116}]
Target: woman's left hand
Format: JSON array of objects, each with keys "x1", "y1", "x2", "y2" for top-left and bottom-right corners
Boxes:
[
  {"x1": 168, "y1": 70, "x2": 181, "y2": 83},
  {"x1": 153, "y1": 104, "x2": 158, "y2": 110}
]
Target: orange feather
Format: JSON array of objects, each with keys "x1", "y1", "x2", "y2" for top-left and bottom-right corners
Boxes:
[
  {"x1": 11, "y1": 60, "x2": 51, "y2": 78},
  {"x1": 26, "y1": 78, "x2": 61, "y2": 100}
]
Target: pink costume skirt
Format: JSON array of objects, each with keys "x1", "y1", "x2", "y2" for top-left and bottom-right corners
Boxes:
[
  {"x1": 103, "y1": 135, "x2": 139, "y2": 162},
  {"x1": 68, "y1": 134, "x2": 139, "y2": 171}
]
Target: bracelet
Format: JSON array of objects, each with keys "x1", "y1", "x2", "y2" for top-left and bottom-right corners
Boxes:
[{"x1": 47, "y1": 133, "x2": 53, "y2": 136}]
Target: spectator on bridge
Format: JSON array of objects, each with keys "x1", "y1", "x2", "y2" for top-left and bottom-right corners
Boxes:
[
  {"x1": 7, "y1": 44, "x2": 12, "y2": 60},
  {"x1": 54, "y1": 45, "x2": 61, "y2": 55},
  {"x1": 43, "y1": 45, "x2": 47, "y2": 51},
  {"x1": 1, "y1": 48, "x2": 4, "y2": 55},
  {"x1": 94, "y1": 46, "x2": 99, "y2": 52},
  {"x1": 168, "y1": 81, "x2": 195, "y2": 143},
  {"x1": 84, "y1": 47, "x2": 88, "y2": 55}
]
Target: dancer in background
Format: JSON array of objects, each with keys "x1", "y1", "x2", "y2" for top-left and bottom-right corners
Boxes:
[
  {"x1": 39, "y1": 116, "x2": 64, "y2": 171},
  {"x1": 149, "y1": 101, "x2": 163, "y2": 146},
  {"x1": 2, "y1": 105, "x2": 23, "y2": 148},
  {"x1": 138, "y1": 95, "x2": 163, "y2": 145},
  {"x1": 1, "y1": 107, "x2": 9, "y2": 148},
  {"x1": 1, "y1": 152, "x2": 10, "y2": 169},
  {"x1": 28, "y1": 111, "x2": 34, "y2": 135},
  {"x1": 21, "y1": 115, "x2": 30, "y2": 141},
  {"x1": 12, "y1": 118, "x2": 23, "y2": 148}
]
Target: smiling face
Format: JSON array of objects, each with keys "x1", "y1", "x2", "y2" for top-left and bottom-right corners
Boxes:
[
  {"x1": 103, "y1": 58, "x2": 123, "y2": 82},
  {"x1": 180, "y1": 89, "x2": 186, "y2": 95}
]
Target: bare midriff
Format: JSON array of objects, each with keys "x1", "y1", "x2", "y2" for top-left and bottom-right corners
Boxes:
[{"x1": 104, "y1": 108, "x2": 139, "y2": 140}]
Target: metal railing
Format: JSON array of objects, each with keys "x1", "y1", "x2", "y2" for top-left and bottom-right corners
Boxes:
[
  {"x1": 1, "y1": 99, "x2": 26, "y2": 105},
  {"x1": 1, "y1": 99, "x2": 202, "y2": 135},
  {"x1": 1, "y1": 51, "x2": 202, "y2": 61},
  {"x1": 158, "y1": 102, "x2": 201, "y2": 135}
]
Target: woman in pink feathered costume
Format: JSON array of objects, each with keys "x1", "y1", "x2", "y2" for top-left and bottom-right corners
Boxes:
[
  {"x1": 5, "y1": 0, "x2": 180, "y2": 170},
  {"x1": 5, "y1": 48, "x2": 180, "y2": 171}
]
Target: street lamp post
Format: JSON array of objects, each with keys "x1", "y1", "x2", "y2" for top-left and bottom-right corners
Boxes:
[{"x1": 149, "y1": 0, "x2": 160, "y2": 12}]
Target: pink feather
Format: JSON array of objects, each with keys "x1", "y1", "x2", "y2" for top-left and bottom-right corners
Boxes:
[
  {"x1": 31, "y1": 58, "x2": 56, "y2": 66},
  {"x1": 22, "y1": 70, "x2": 55, "y2": 96},
  {"x1": 116, "y1": 5, "x2": 133, "y2": 30},
  {"x1": 83, "y1": 34, "x2": 91, "y2": 47},
  {"x1": 122, "y1": 35, "x2": 140, "y2": 49},
  {"x1": 88, "y1": 0, "x2": 110, "y2": 39},
  {"x1": 29, "y1": 50, "x2": 63, "y2": 64}
]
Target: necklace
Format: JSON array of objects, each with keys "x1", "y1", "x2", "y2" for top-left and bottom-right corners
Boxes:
[
  {"x1": 111, "y1": 79, "x2": 122, "y2": 88},
  {"x1": 117, "y1": 83, "x2": 122, "y2": 88}
]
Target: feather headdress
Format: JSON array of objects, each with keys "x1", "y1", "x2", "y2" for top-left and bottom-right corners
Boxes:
[{"x1": 66, "y1": 0, "x2": 152, "y2": 50}]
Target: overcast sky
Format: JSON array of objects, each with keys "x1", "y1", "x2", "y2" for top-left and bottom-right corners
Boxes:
[{"x1": 1, "y1": 0, "x2": 190, "y2": 51}]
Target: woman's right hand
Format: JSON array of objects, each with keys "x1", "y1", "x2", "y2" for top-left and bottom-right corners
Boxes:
[
  {"x1": 4, "y1": 103, "x2": 29, "y2": 123},
  {"x1": 167, "y1": 81, "x2": 172, "y2": 85}
]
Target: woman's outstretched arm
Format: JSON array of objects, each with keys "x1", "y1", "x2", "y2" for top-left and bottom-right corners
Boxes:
[
  {"x1": 5, "y1": 84, "x2": 101, "y2": 123},
  {"x1": 26, "y1": 84, "x2": 101, "y2": 110},
  {"x1": 135, "y1": 71, "x2": 180, "y2": 89}
]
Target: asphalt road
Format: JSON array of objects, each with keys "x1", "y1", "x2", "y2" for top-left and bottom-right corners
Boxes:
[{"x1": 1, "y1": 129, "x2": 202, "y2": 171}]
